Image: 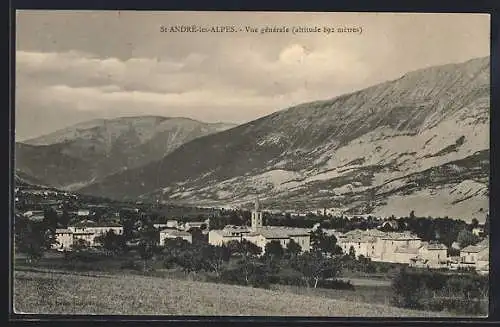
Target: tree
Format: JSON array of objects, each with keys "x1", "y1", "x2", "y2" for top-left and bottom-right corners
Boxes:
[
  {"x1": 264, "y1": 240, "x2": 284, "y2": 259},
  {"x1": 137, "y1": 222, "x2": 159, "y2": 271},
  {"x1": 43, "y1": 208, "x2": 59, "y2": 230},
  {"x1": 348, "y1": 245, "x2": 356, "y2": 259},
  {"x1": 175, "y1": 246, "x2": 203, "y2": 274},
  {"x1": 240, "y1": 258, "x2": 270, "y2": 287},
  {"x1": 71, "y1": 238, "x2": 90, "y2": 252},
  {"x1": 201, "y1": 244, "x2": 231, "y2": 277},
  {"x1": 484, "y1": 214, "x2": 490, "y2": 235},
  {"x1": 227, "y1": 239, "x2": 262, "y2": 258},
  {"x1": 285, "y1": 239, "x2": 302, "y2": 258},
  {"x1": 14, "y1": 217, "x2": 57, "y2": 263},
  {"x1": 471, "y1": 218, "x2": 479, "y2": 230},
  {"x1": 94, "y1": 230, "x2": 126, "y2": 254},
  {"x1": 310, "y1": 228, "x2": 327, "y2": 252},
  {"x1": 310, "y1": 227, "x2": 342, "y2": 256},
  {"x1": 60, "y1": 210, "x2": 70, "y2": 228},
  {"x1": 409, "y1": 210, "x2": 416, "y2": 220},
  {"x1": 138, "y1": 240, "x2": 156, "y2": 272},
  {"x1": 292, "y1": 251, "x2": 340, "y2": 288},
  {"x1": 457, "y1": 229, "x2": 480, "y2": 248}
]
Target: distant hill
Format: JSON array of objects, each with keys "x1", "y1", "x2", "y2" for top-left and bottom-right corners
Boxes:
[
  {"x1": 15, "y1": 116, "x2": 236, "y2": 190},
  {"x1": 80, "y1": 57, "x2": 489, "y2": 221}
]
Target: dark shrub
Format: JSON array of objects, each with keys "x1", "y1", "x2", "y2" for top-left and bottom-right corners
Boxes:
[{"x1": 391, "y1": 269, "x2": 488, "y2": 315}]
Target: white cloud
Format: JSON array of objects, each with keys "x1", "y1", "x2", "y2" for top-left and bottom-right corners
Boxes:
[
  {"x1": 15, "y1": 11, "x2": 490, "y2": 140},
  {"x1": 16, "y1": 46, "x2": 370, "y2": 128}
]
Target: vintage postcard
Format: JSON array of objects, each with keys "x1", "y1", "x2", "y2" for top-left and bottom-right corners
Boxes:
[{"x1": 13, "y1": 11, "x2": 490, "y2": 317}]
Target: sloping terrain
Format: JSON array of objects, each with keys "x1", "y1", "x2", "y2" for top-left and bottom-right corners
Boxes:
[
  {"x1": 15, "y1": 116, "x2": 235, "y2": 190},
  {"x1": 14, "y1": 269, "x2": 457, "y2": 317},
  {"x1": 80, "y1": 57, "x2": 489, "y2": 221}
]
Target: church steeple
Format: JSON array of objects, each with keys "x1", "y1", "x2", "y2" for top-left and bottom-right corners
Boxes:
[
  {"x1": 251, "y1": 197, "x2": 263, "y2": 230},
  {"x1": 254, "y1": 197, "x2": 260, "y2": 212}
]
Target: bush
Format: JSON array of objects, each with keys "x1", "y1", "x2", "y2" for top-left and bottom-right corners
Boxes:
[{"x1": 391, "y1": 269, "x2": 488, "y2": 315}]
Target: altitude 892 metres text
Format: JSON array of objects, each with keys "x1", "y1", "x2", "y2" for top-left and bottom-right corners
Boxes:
[{"x1": 159, "y1": 25, "x2": 363, "y2": 35}]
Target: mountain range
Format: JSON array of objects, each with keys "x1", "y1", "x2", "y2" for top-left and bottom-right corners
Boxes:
[
  {"x1": 15, "y1": 116, "x2": 236, "y2": 190},
  {"x1": 15, "y1": 57, "x2": 490, "y2": 222}
]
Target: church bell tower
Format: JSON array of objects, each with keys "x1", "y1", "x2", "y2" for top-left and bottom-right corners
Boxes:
[{"x1": 251, "y1": 197, "x2": 263, "y2": 230}]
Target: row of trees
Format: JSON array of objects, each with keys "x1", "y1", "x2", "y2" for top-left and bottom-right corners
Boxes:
[{"x1": 83, "y1": 225, "x2": 351, "y2": 290}]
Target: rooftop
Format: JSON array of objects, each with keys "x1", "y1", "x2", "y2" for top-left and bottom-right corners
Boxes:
[
  {"x1": 160, "y1": 229, "x2": 191, "y2": 237},
  {"x1": 254, "y1": 226, "x2": 310, "y2": 239},
  {"x1": 461, "y1": 244, "x2": 488, "y2": 253},
  {"x1": 424, "y1": 243, "x2": 448, "y2": 250},
  {"x1": 55, "y1": 228, "x2": 72, "y2": 234}
]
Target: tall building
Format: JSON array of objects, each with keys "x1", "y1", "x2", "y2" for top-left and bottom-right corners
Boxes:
[{"x1": 251, "y1": 197, "x2": 263, "y2": 230}]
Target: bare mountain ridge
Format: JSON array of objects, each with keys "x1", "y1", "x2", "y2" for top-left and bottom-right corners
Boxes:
[
  {"x1": 15, "y1": 116, "x2": 236, "y2": 189},
  {"x1": 77, "y1": 57, "x2": 489, "y2": 221}
]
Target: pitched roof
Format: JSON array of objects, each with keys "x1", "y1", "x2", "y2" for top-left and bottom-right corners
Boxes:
[
  {"x1": 258, "y1": 229, "x2": 292, "y2": 239},
  {"x1": 55, "y1": 228, "x2": 72, "y2": 234},
  {"x1": 160, "y1": 229, "x2": 191, "y2": 237},
  {"x1": 461, "y1": 244, "x2": 488, "y2": 253},
  {"x1": 262, "y1": 226, "x2": 310, "y2": 238},
  {"x1": 423, "y1": 243, "x2": 448, "y2": 250},
  {"x1": 382, "y1": 232, "x2": 420, "y2": 240}
]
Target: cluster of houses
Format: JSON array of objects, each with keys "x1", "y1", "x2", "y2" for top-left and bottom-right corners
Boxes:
[
  {"x1": 52, "y1": 218, "x2": 209, "y2": 250},
  {"x1": 48, "y1": 199, "x2": 489, "y2": 275},
  {"x1": 208, "y1": 199, "x2": 312, "y2": 253},
  {"x1": 334, "y1": 229, "x2": 449, "y2": 268},
  {"x1": 53, "y1": 222, "x2": 124, "y2": 250},
  {"x1": 331, "y1": 227, "x2": 488, "y2": 274}
]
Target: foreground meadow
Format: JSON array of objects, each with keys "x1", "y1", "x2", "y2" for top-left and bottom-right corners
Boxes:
[{"x1": 14, "y1": 268, "x2": 460, "y2": 317}]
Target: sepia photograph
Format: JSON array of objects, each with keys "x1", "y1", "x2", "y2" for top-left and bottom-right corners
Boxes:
[{"x1": 12, "y1": 10, "x2": 490, "y2": 317}]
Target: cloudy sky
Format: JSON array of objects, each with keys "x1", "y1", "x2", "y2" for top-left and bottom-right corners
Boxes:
[{"x1": 15, "y1": 11, "x2": 489, "y2": 141}]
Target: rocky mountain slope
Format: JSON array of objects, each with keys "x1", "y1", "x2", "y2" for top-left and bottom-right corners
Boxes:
[
  {"x1": 15, "y1": 116, "x2": 235, "y2": 190},
  {"x1": 79, "y1": 57, "x2": 490, "y2": 221}
]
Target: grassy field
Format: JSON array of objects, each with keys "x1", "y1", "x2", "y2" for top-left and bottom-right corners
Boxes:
[{"x1": 13, "y1": 267, "x2": 462, "y2": 317}]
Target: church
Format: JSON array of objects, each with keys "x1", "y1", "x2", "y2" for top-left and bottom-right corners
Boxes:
[{"x1": 208, "y1": 198, "x2": 311, "y2": 254}]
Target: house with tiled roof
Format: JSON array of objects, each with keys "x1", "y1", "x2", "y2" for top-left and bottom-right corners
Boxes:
[
  {"x1": 410, "y1": 242, "x2": 448, "y2": 268},
  {"x1": 460, "y1": 238, "x2": 489, "y2": 272},
  {"x1": 159, "y1": 229, "x2": 192, "y2": 245},
  {"x1": 373, "y1": 231, "x2": 422, "y2": 262}
]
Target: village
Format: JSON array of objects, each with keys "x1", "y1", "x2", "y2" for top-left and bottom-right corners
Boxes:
[{"x1": 15, "y1": 184, "x2": 489, "y2": 276}]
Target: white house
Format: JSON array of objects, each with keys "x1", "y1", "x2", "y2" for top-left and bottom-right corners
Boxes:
[
  {"x1": 472, "y1": 227, "x2": 485, "y2": 237},
  {"x1": 159, "y1": 229, "x2": 193, "y2": 245},
  {"x1": 53, "y1": 228, "x2": 74, "y2": 251},
  {"x1": 166, "y1": 220, "x2": 179, "y2": 228},
  {"x1": 410, "y1": 242, "x2": 448, "y2": 268},
  {"x1": 208, "y1": 225, "x2": 251, "y2": 246},
  {"x1": 460, "y1": 238, "x2": 489, "y2": 272},
  {"x1": 77, "y1": 209, "x2": 91, "y2": 217}
]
